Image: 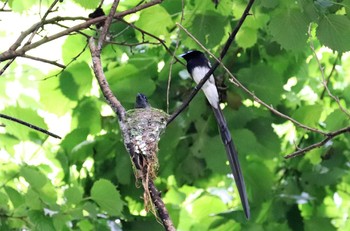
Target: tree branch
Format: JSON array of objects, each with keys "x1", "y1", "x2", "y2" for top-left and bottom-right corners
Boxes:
[
  {"x1": 20, "y1": 54, "x2": 65, "y2": 68},
  {"x1": 0, "y1": 0, "x2": 164, "y2": 63},
  {"x1": 0, "y1": 113, "x2": 61, "y2": 139},
  {"x1": 25, "y1": 0, "x2": 61, "y2": 46},
  {"x1": 97, "y1": 0, "x2": 120, "y2": 50},
  {"x1": 308, "y1": 25, "x2": 350, "y2": 118},
  {"x1": 320, "y1": 55, "x2": 340, "y2": 99},
  {"x1": 88, "y1": 38, "x2": 125, "y2": 120},
  {"x1": 119, "y1": 19, "x2": 184, "y2": 65},
  {"x1": 284, "y1": 126, "x2": 350, "y2": 158},
  {"x1": 149, "y1": 181, "x2": 175, "y2": 231}
]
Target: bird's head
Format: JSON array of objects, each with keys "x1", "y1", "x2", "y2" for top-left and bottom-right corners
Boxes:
[
  {"x1": 179, "y1": 50, "x2": 204, "y2": 62},
  {"x1": 135, "y1": 93, "x2": 150, "y2": 109}
]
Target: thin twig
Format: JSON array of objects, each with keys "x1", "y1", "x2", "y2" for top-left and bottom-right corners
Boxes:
[
  {"x1": 20, "y1": 54, "x2": 65, "y2": 68},
  {"x1": 0, "y1": 59, "x2": 15, "y2": 76},
  {"x1": 320, "y1": 55, "x2": 340, "y2": 99},
  {"x1": 166, "y1": 0, "x2": 185, "y2": 113},
  {"x1": 25, "y1": 0, "x2": 61, "y2": 45},
  {"x1": 42, "y1": 42, "x2": 88, "y2": 80},
  {"x1": 308, "y1": 25, "x2": 350, "y2": 118},
  {"x1": 285, "y1": 126, "x2": 350, "y2": 158},
  {"x1": 167, "y1": 0, "x2": 255, "y2": 125},
  {"x1": 0, "y1": 113, "x2": 61, "y2": 139},
  {"x1": 119, "y1": 19, "x2": 185, "y2": 65}
]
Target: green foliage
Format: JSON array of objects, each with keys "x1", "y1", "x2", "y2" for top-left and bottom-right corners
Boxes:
[
  {"x1": 317, "y1": 15, "x2": 350, "y2": 53},
  {"x1": 1, "y1": 0, "x2": 350, "y2": 230},
  {"x1": 72, "y1": 0, "x2": 99, "y2": 9},
  {"x1": 91, "y1": 179, "x2": 123, "y2": 216}
]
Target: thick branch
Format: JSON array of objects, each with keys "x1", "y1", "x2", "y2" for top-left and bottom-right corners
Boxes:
[
  {"x1": 97, "y1": 0, "x2": 120, "y2": 50},
  {"x1": 149, "y1": 181, "x2": 175, "y2": 231},
  {"x1": 88, "y1": 38, "x2": 125, "y2": 120}
]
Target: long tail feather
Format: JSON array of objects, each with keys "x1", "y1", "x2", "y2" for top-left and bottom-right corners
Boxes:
[{"x1": 212, "y1": 107, "x2": 250, "y2": 219}]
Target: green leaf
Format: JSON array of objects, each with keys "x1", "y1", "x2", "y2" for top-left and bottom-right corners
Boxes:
[
  {"x1": 91, "y1": 179, "x2": 123, "y2": 216},
  {"x1": 182, "y1": 12, "x2": 229, "y2": 48},
  {"x1": 20, "y1": 166, "x2": 47, "y2": 189},
  {"x1": 201, "y1": 136, "x2": 229, "y2": 174},
  {"x1": 292, "y1": 105, "x2": 323, "y2": 127},
  {"x1": 77, "y1": 220, "x2": 94, "y2": 231},
  {"x1": 317, "y1": 15, "x2": 350, "y2": 53},
  {"x1": 4, "y1": 186, "x2": 25, "y2": 207},
  {"x1": 302, "y1": 167, "x2": 345, "y2": 186},
  {"x1": 61, "y1": 128, "x2": 90, "y2": 152},
  {"x1": 59, "y1": 71, "x2": 79, "y2": 100},
  {"x1": 28, "y1": 210, "x2": 55, "y2": 231},
  {"x1": 39, "y1": 75, "x2": 76, "y2": 115},
  {"x1": 61, "y1": 35, "x2": 91, "y2": 65},
  {"x1": 191, "y1": 194, "x2": 226, "y2": 219},
  {"x1": 72, "y1": 97, "x2": 101, "y2": 134},
  {"x1": 106, "y1": 64, "x2": 156, "y2": 103},
  {"x1": 0, "y1": 191, "x2": 9, "y2": 211},
  {"x1": 236, "y1": 27, "x2": 258, "y2": 49},
  {"x1": 25, "y1": 189, "x2": 41, "y2": 210},
  {"x1": 246, "y1": 161, "x2": 274, "y2": 205},
  {"x1": 135, "y1": 5, "x2": 173, "y2": 42},
  {"x1": 269, "y1": 9, "x2": 309, "y2": 51},
  {"x1": 37, "y1": 183, "x2": 58, "y2": 206},
  {"x1": 69, "y1": 140, "x2": 94, "y2": 164},
  {"x1": 9, "y1": 0, "x2": 42, "y2": 13},
  {"x1": 324, "y1": 109, "x2": 349, "y2": 130},
  {"x1": 67, "y1": 62, "x2": 93, "y2": 99},
  {"x1": 58, "y1": 61, "x2": 94, "y2": 100},
  {"x1": 237, "y1": 65, "x2": 283, "y2": 105},
  {"x1": 304, "y1": 217, "x2": 336, "y2": 230},
  {"x1": 114, "y1": 142, "x2": 132, "y2": 185},
  {"x1": 72, "y1": 0, "x2": 99, "y2": 9}
]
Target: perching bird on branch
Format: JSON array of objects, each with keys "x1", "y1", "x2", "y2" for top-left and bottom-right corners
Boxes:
[{"x1": 181, "y1": 50, "x2": 250, "y2": 219}]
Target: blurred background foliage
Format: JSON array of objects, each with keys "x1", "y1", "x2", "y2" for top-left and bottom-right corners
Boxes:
[{"x1": 1, "y1": 0, "x2": 350, "y2": 230}]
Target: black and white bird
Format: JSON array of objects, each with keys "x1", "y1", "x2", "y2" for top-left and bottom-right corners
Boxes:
[{"x1": 181, "y1": 50, "x2": 250, "y2": 219}]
